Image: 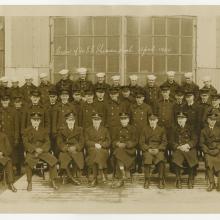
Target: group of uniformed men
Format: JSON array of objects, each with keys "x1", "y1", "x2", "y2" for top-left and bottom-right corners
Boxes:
[{"x1": 0, "y1": 67, "x2": 220, "y2": 193}]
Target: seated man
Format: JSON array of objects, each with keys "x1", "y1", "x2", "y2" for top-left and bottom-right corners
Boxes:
[
  {"x1": 139, "y1": 114, "x2": 167, "y2": 189},
  {"x1": 111, "y1": 112, "x2": 138, "y2": 188},
  {"x1": 200, "y1": 113, "x2": 220, "y2": 192},
  {"x1": 85, "y1": 113, "x2": 111, "y2": 187},
  {"x1": 57, "y1": 111, "x2": 84, "y2": 185},
  {"x1": 22, "y1": 112, "x2": 58, "y2": 191},
  {"x1": 172, "y1": 112, "x2": 198, "y2": 189},
  {"x1": 0, "y1": 130, "x2": 17, "y2": 192}
]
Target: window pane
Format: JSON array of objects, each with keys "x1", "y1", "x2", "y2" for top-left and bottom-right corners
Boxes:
[
  {"x1": 154, "y1": 17, "x2": 165, "y2": 35},
  {"x1": 140, "y1": 55, "x2": 152, "y2": 73},
  {"x1": 107, "y1": 55, "x2": 119, "y2": 72},
  {"x1": 107, "y1": 17, "x2": 120, "y2": 35},
  {"x1": 167, "y1": 36, "x2": 179, "y2": 54},
  {"x1": 154, "y1": 56, "x2": 165, "y2": 73},
  {"x1": 182, "y1": 19, "x2": 193, "y2": 36},
  {"x1": 167, "y1": 55, "x2": 179, "y2": 71},
  {"x1": 80, "y1": 17, "x2": 92, "y2": 35},
  {"x1": 154, "y1": 37, "x2": 166, "y2": 54},
  {"x1": 94, "y1": 37, "x2": 106, "y2": 55},
  {"x1": 126, "y1": 17, "x2": 139, "y2": 35},
  {"x1": 54, "y1": 37, "x2": 66, "y2": 55},
  {"x1": 126, "y1": 37, "x2": 139, "y2": 53},
  {"x1": 0, "y1": 51, "x2": 4, "y2": 74},
  {"x1": 140, "y1": 17, "x2": 152, "y2": 35},
  {"x1": 181, "y1": 37, "x2": 192, "y2": 54},
  {"x1": 67, "y1": 56, "x2": 79, "y2": 72},
  {"x1": 94, "y1": 17, "x2": 106, "y2": 35},
  {"x1": 181, "y1": 55, "x2": 192, "y2": 72},
  {"x1": 54, "y1": 18, "x2": 66, "y2": 35},
  {"x1": 80, "y1": 37, "x2": 93, "y2": 53},
  {"x1": 167, "y1": 18, "x2": 179, "y2": 35},
  {"x1": 140, "y1": 36, "x2": 152, "y2": 55},
  {"x1": 107, "y1": 37, "x2": 120, "y2": 53},
  {"x1": 94, "y1": 55, "x2": 106, "y2": 72},
  {"x1": 67, "y1": 37, "x2": 79, "y2": 55},
  {"x1": 67, "y1": 18, "x2": 79, "y2": 35},
  {"x1": 126, "y1": 55, "x2": 138, "y2": 73},
  {"x1": 81, "y1": 55, "x2": 92, "y2": 69},
  {"x1": 54, "y1": 56, "x2": 66, "y2": 72}
]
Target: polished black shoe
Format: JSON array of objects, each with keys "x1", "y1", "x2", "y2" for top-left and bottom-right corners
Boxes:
[
  {"x1": 144, "y1": 180, "x2": 150, "y2": 189},
  {"x1": 8, "y1": 184, "x2": 17, "y2": 192},
  {"x1": 27, "y1": 182, "x2": 32, "y2": 191},
  {"x1": 158, "y1": 179, "x2": 164, "y2": 189},
  {"x1": 176, "y1": 180, "x2": 182, "y2": 189},
  {"x1": 88, "y1": 179, "x2": 97, "y2": 188},
  {"x1": 207, "y1": 182, "x2": 215, "y2": 192},
  {"x1": 111, "y1": 180, "x2": 124, "y2": 188},
  {"x1": 51, "y1": 180, "x2": 58, "y2": 190},
  {"x1": 70, "y1": 177, "x2": 81, "y2": 186}
]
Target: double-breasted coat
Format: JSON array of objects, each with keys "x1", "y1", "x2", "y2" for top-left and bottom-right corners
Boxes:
[
  {"x1": 139, "y1": 125, "x2": 167, "y2": 165},
  {"x1": 20, "y1": 83, "x2": 37, "y2": 103},
  {"x1": 112, "y1": 125, "x2": 138, "y2": 168},
  {"x1": 22, "y1": 126, "x2": 57, "y2": 169},
  {"x1": 172, "y1": 124, "x2": 198, "y2": 168},
  {"x1": 57, "y1": 125, "x2": 84, "y2": 170},
  {"x1": 200, "y1": 125, "x2": 220, "y2": 172},
  {"x1": 85, "y1": 125, "x2": 111, "y2": 168}
]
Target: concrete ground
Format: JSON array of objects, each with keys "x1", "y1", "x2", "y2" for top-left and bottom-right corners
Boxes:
[{"x1": 0, "y1": 170, "x2": 220, "y2": 213}]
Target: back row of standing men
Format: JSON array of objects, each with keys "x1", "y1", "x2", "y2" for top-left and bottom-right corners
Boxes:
[{"x1": 0, "y1": 67, "x2": 219, "y2": 192}]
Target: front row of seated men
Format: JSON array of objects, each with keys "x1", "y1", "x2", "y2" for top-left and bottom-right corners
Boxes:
[{"x1": 1, "y1": 109, "x2": 220, "y2": 192}]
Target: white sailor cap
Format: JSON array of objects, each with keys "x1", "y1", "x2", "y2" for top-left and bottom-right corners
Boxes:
[
  {"x1": 11, "y1": 77, "x2": 19, "y2": 83},
  {"x1": 25, "y1": 73, "x2": 33, "y2": 80},
  {"x1": 96, "y1": 72, "x2": 105, "y2": 78},
  {"x1": 184, "y1": 72, "x2": 193, "y2": 78},
  {"x1": 59, "y1": 69, "x2": 69, "y2": 75},
  {"x1": 1, "y1": 76, "x2": 8, "y2": 83},
  {"x1": 147, "y1": 74, "x2": 156, "y2": 80},
  {"x1": 166, "y1": 71, "x2": 175, "y2": 77},
  {"x1": 129, "y1": 75, "x2": 138, "y2": 80},
  {"x1": 202, "y1": 75, "x2": 211, "y2": 82},
  {"x1": 39, "y1": 72, "x2": 48, "y2": 79},
  {"x1": 77, "y1": 67, "x2": 87, "y2": 74},
  {"x1": 111, "y1": 75, "x2": 120, "y2": 81}
]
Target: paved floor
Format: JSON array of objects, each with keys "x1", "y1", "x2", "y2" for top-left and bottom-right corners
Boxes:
[{"x1": 0, "y1": 171, "x2": 220, "y2": 213}]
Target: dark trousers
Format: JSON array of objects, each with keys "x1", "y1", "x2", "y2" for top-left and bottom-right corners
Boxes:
[
  {"x1": 206, "y1": 168, "x2": 220, "y2": 184},
  {"x1": 1, "y1": 160, "x2": 14, "y2": 184},
  {"x1": 25, "y1": 164, "x2": 57, "y2": 182},
  {"x1": 144, "y1": 162, "x2": 165, "y2": 180},
  {"x1": 175, "y1": 164, "x2": 194, "y2": 180}
]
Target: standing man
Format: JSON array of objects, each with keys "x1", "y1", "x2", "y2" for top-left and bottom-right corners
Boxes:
[
  {"x1": 22, "y1": 112, "x2": 58, "y2": 191},
  {"x1": 111, "y1": 112, "x2": 138, "y2": 188},
  {"x1": 73, "y1": 67, "x2": 93, "y2": 99},
  {"x1": 57, "y1": 111, "x2": 84, "y2": 185},
  {"x1": 173, "y1": 89, "x2": 185, "y2": 126},
  {"x1": 130, "y1": 89, "x2": 152, "y2": 173},
  {"x1": 128, "y1": 75, "x2": 142, "y2": 99},
  {"x1": 20, "y1": 73, "x2": 37, "y2": 104},
  {"x1": 172, "y1": 112, "x2": 198, "y2": 189},
  {"x1": 85, "y1": 113, "x2": 111, "y2": 187},
  {"x1": 55, "y1": 69, "x2": 73, "y2": 94},
  {"x1": 94, "y1": 72, "x2": 110, "y2": 98},
  {"x1": 10, "y1": 77, "x2": 22, "y2": 103},
  {"x1": 160, "y1": 71, "x2": 180, "y2": 99},
  {"x1": 38, "y1": 72, "x2": 54, "y2": 105},
  {"x1": 144, "y1": 74, "x2": 160, "y2": 113},
  {"x1": 181, "y1": 72, "x2": 200, "y2": 101},
  {"x1": 139, "y1": 114, "x2": 167, "y2": 189},
  {"x1": 200, "y1": 113, "x2": 220, "y2": 191},
  {"x1": 201, "y1": 76, "x2": 217, "y2": 98}
]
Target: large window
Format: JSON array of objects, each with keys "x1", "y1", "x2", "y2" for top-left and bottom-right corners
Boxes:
[
  {"x1": 0, "y1": 17, "x2": 4, "y2": 77},
  {"x1": 51, "y1": 16, "x2": 196, "y2": 85}
]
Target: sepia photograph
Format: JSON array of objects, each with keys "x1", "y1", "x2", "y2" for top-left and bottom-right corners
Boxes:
[{"x1": 0, "y1": 3, "x2": 220, "y2": 214}]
